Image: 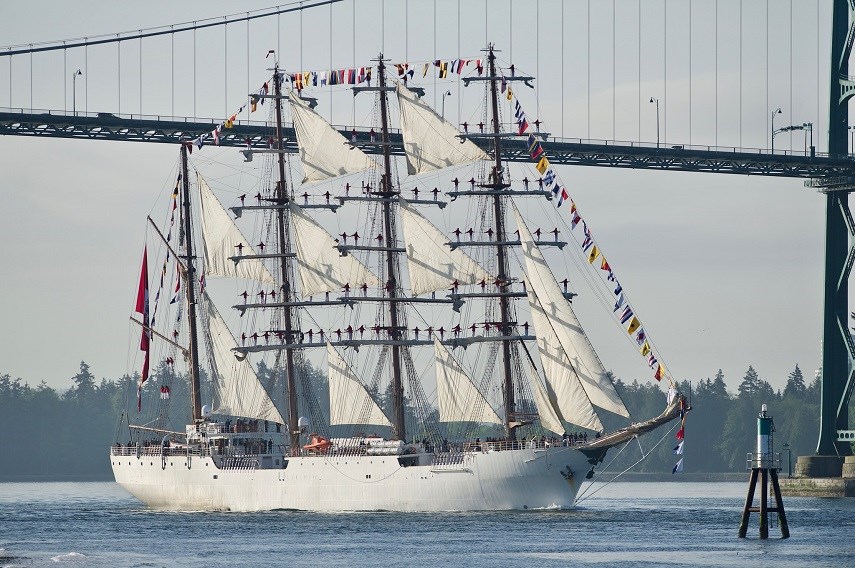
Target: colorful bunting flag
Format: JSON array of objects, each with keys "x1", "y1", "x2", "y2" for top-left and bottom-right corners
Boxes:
[
  {"x1": 640, "y1": 340, "x2": 651, "y2": 356},
  {"x1": 673, "y1": 441, "x2": 684, "y2": 455},
  {"x1": 619, "y1": 306, "x2": 634, "y2": 324},
  {"x1": 627, "y1": 316, "x2": 641, "y2": 335},
  {"x1": 672, "y1": 458, "x2": 684, "y2": 474},
  {"x1": 536, "y1": 156, "x2": 550, "y2": 175},
  {"x1": 587, "y1": 245, "x2": 600, "y2": 264}
]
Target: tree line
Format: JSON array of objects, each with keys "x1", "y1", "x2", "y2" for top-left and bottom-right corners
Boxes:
[{"x1": 0, "y1": 361, "x2": 834, "y2": 478}]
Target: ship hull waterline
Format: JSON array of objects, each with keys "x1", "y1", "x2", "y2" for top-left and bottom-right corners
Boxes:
[{"x1": 111, "y1": 446, "x2": 593, "y2": 512}]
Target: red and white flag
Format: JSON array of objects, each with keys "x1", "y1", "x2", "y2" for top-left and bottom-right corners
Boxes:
[{"x1": 135, "y1": 247, "x2": 150, "y2": 411}]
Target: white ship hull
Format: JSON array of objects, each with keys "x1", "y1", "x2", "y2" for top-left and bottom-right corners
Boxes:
[{"x1": 111, "y1": 446, "x2": 592, "y2": 512}]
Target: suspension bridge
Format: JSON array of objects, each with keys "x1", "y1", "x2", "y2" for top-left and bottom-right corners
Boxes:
[{"x1": 1, "y1": 0, "x2": 854, "y2": 482}]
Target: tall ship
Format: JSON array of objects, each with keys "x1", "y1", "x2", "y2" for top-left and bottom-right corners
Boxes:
[{"x1": 111, "y1": 46, "x2": 685, "y2": 512}]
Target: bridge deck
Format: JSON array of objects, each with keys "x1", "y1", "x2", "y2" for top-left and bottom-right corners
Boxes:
[{"x1": 1, "y1": 109, "x2": 852, "y2": 179}]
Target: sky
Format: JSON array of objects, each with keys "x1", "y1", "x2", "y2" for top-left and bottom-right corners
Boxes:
[{"x1": 0, "y1": 0, "x2": 845, "y2": 395}]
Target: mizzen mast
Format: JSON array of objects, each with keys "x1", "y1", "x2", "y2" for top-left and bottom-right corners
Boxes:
[
  {"x1": 272, "y1": 62, "x2": 301, "y2": 452},
  {"x1": 179, "y1": 143, "x2": 203, "y2": 422}
]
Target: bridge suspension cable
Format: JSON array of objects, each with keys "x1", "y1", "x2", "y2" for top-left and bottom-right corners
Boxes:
[{"x1": 0, "y1": 0, "x2": 343, "y2": 57}]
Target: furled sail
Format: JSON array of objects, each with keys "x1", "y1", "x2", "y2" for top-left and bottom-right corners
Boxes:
[
  {"x1": 512, "y1": 202, "x2": 630, "y2": 418},
  {"x1": 202, "y1": 293, "x2": 285, "y2": 424},
  {"x1": 520, "y1": 348, "x2": 573, "y2": 435},
  {"x1": 396, "y1": 83, "x2": 489, "y2": 175},
  {"x1": 198, "y1": 176, "x2": 276, "y2": 285},
  {"x1": 326, "y1": 342, "x2": 393, "y2": 427},
  {"x1": 399, "y1": 199, "x2": 492, "y2": 296},
  {"x1": 528, "y1": 290, "x2": 604, "y2": 431},
  {"x1": 434, "y1": 339, "x2": 503, "y2": 425},
  {"x1": 290, "y1": 202, "x2": 380, "y2": 298},
  {"x1": 289, "y1": 91, "x2": 377, "y2": 183}
]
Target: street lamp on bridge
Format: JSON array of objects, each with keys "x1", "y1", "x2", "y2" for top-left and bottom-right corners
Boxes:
[
  {"x1": 770, "y1": 108, "x2": 782, "y2": 153},
  {"x1": 649, "y1": 97, "x2": 660, "y2": 148},
  {"x1": 72, "y1": 69, "x2": 82, "y2": 114}
]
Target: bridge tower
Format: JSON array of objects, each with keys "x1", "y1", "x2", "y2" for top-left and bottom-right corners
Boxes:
[{"x1": 799, "y1": 0, "x2": 855, "y2": 478}]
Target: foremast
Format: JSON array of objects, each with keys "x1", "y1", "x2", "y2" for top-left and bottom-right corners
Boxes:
[
  {"x1": 180, "y1": 143, "x2": 203, "y2": 422},
  {"x1": 485, "y1": 44, "x2": 516, "y2": 440}
]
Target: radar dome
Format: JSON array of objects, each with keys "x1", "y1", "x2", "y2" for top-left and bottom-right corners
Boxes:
[{"x1": 201, "y1": 405, "x2": 212, "y2": 418}]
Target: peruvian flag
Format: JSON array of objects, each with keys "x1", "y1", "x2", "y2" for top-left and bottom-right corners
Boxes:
[{"x1": 135, "y1": 247, "x2": 150, "y2": 411}]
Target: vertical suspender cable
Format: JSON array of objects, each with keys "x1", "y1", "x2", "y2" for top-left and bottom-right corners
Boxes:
[
  {"x1": 613, "y1": 0, "x2": 616, "y2": 141},
  {"x1": 739, "y1": 0, "x2": 743, "y2": 148},
  {"x1": 817, "y1": 0, "x2": 820, "y2": 150},
  {"x1": 63, "y1": 45, "x2": 66, "y2": 113},
  {"x1": 29, "y1": 46, "x2": 32, "y2": 110},
  {"x1": 171, "y1": 29, "x2": 174, "y2": 118},
  {"x1": 766, "y1": 0, "x2": 769, "y2": 148},
  {"x1": 587, "y1": 0, "x2": 590, "y2": 139},
  {"x1": 225, "y1": 20, "x2": 228, "y2": 118},
  {"x1": 247, "y1": 14, "x2": 250, "y2": 122},
  {"x1": 193, "y1": 25, "x2": 197, "y2": 119},
  {"x1": 537, "y1": 0, "x2": 540, "y2": 126},
  {"x1": 562, "y1": 0, "x2": 565, "y2": 138},
  {"x1": 84, "y1": 40, "x2": 88, "y2": 113},
  {"x1": 140, "y1": 34, "x2": 143, "y2": 115},
  {"x1": 689, "y1": 0, "x2": 692, "y2": 145},
  {"x1": 352, "y1": 0, "x2": 356, "y2": 127},
  {"x1": 639, "y1": 0, "x2": 641, "y2": 142},
  {"x1": 715, "y1": 0, "x2": 718, "y2": 146},
  {"x1": 663, "y1": 0, "x2": 666, "y2": 145},
  {"x1": 331, "y1": 0, "x2": 334, "y2": 120},
  {"x1": 118, "y1": 38, "x2": 121, "y2": 113},
  {"x1": 789, "y1": 0, "x2": 793, "y2": 150}
]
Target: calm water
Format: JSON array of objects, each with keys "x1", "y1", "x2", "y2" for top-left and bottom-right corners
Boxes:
[{"x1": 1, "y1": 481, "x2": 854, "y2": 567}]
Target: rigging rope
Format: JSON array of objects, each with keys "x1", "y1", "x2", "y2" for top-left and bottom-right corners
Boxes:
[{"x1": 574, "y1": 419, "x2": 679, "y2": 505}]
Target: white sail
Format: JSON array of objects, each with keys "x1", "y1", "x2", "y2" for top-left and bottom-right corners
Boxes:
[
  {"x1": 399, "y1": 199, "x2": 492, "y2": 296},
  {"x1": 290, "y1": 202, "x2": 380, "y2": 298},
  {"x1": 521, "y1": 348, "x2": 573, "y2": 435},
  {"x1": 199, "y1": 176, "x2": 276, "y2": 285},
  {"x1": 326, "y1": 342, "x2": 393, "y2": 427},
  {"x1": 289, "y1": 91, "x2": 377, "y2": 183},
  {"x1": 434, "y1": 339, "x2": 503, "y2": 425},
  {"x1": 396, "y1": 83, "x2": 489, "y2": 175},
  {"x1": 202, "y1": 293, "x2": 285, "y2": 424},
  {"x1": 528, "y1": 290, "x2": 604, "y2": 431},
  {"x1": 512, "y1": 203, "x2": 630, "y2": 418}
]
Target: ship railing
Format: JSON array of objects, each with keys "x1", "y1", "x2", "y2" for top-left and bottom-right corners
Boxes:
[{"x1": 746, "y1": 452, "x2": 782, "y2": 471}]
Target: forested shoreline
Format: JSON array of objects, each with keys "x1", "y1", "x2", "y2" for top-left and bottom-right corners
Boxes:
[{"x1": 0, "y1": 361, "x2": 832, "y2": 479}]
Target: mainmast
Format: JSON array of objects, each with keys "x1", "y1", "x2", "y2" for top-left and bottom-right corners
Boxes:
[
  {"x1": 486, "y1": 44, "x2": 516, "y2": 440},
  {"x1": 273, "y1": 63, "x2": 301, "y2": 452},
  {"x1": 180, "y1": 143, "x2": 203, "y2": 422},
  {"x1": 376, "y1": 56, "x2": 406, "y2": 440}
]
